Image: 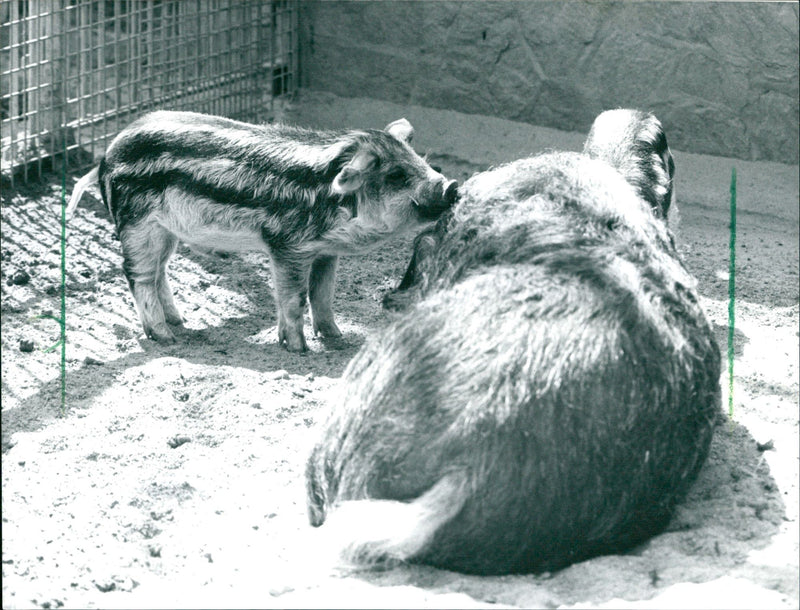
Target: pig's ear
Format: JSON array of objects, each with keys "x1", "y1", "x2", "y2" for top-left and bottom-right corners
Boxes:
[
  {"x1": 385, "y1": 118, "x2": 414, "y2": 143},
  {"x1": 331, "y1": 148, "x2": 377, "y2": 194}
]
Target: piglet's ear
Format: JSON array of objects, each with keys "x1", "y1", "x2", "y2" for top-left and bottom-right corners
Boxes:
[
  {"x1": 331, "y1": 148, "x2": 377, "y2": 194},
  {"x1": 385, "y1": 118, "x2": 414, "y2": 143}
]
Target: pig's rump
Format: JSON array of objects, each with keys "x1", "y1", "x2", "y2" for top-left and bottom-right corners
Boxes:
[{"x1": 307, "y1": 259, "x2": 719, "y2": 575}]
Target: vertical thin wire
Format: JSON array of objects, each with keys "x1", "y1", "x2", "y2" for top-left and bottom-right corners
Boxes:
[
  {"x1": 33, "y1": 2, "x2": 42, "y2": 180},
  {"x1": 7, "y1": 1, "x2": 21, "y2": 187}
]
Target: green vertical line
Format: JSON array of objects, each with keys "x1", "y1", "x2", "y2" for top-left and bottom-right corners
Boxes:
[{"x1": 727, "y1": 167, "x2": 737, "y2": 417}]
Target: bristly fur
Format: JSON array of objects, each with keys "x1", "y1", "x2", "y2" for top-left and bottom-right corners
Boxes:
[
  {"x1": 307, "y1": 109, "x2": 720, "y2": 575},
  {"x1": 384, "y1": 109, "x2": 678, "y2": 310},
  {"x1": 99, "y1": 112, "x2": 369, "y2": 238},
  {"x1": 67, "y1": 110, "x2": 457, "y2": 350}
]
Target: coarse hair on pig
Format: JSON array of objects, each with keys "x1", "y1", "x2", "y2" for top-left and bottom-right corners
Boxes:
[
  {"x1": 67, "y1": 111, "x2": 457, "y2": 351},
  {"x1": 384, "y1": 108, "x2": 678, "y2": 311},
  {"x1": 307, "y1": 110, "x2": 721, "y2": 575}
]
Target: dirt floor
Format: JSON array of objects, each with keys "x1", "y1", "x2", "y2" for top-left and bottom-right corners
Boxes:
[{"x1": 2, "y1": 90, "x2": 798, "y2": 609}]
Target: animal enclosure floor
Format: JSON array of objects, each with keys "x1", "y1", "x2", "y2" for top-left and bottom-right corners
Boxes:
[{"x1": 1, "y1": 91, "x2": 798, "y2": 609}]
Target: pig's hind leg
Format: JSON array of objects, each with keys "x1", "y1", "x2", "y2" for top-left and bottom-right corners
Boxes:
[
  {"x1": 119, "y1": 219, "x2": 180, "y2": 343},
  {"x1": 309, "y1": 255, "x2": 342, "y2": 339}
]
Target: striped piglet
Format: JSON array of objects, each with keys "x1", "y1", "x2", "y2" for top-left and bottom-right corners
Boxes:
[{"x1": 68, "y1": 111, "x2": 457, "y2": 351}]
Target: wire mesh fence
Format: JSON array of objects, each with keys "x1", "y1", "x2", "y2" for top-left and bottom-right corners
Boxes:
[{"x1": 1, "y1": 0, "x2": 299, "y2": 187}]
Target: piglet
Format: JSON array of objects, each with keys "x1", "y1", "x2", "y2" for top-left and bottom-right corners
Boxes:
[{"x1": 68, "y1": 111, "x2": 457, "y2": 351}]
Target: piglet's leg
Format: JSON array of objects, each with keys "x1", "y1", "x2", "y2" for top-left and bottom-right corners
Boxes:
[
  {"x1": 155, "y1": 234, "x2": 183, "y2": 326},
  {"x1": 309, "y1": 255, "x2": 342, "y2": 339},
  {"x1": 269, "y1": 252, "x2": 311, "y2": 352},
  {"x1": 119, "y1": 220, "x2": 178, "y2": 343}
]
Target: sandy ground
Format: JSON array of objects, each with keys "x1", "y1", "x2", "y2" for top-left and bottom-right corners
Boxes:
[{"x1": 1, "y1": 90, "x2": 798, "y2": 609}]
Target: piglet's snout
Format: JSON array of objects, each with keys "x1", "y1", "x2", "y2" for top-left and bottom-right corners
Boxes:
[{"x1": 416, "y1": 179, "x2": 458, "y2": 220}]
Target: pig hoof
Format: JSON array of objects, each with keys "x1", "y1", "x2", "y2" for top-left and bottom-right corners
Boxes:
[
  {"x1": 282, "y1": 338, "x2": 308, "y2": 353},
  {"x1": 313, "y1": 320, "x2": 342, "y2": 339},
  {"x1": 279, "y1": 329, "x2": 308, "y2": 353},
  {"x1": 146, "y1": 325, "x2": 177, "y2": 343}
]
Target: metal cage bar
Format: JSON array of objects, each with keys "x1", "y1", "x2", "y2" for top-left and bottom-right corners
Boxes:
[{"x1": 1, "y1": 0, "x2": 299, "y2": 187}]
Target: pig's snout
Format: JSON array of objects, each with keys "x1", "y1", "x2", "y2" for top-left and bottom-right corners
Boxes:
[{"x1": 416, "y1": 179, "x2": 458, "y2": 220}]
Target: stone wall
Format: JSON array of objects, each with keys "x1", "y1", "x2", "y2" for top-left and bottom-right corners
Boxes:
[{"x1": 299, "y1": 1, "x2": 799, "y2": 164}]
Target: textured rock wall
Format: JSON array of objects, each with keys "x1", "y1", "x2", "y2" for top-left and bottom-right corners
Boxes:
[{"x1": 299, "y1": 1, "x2": 799, "y2": 164}]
